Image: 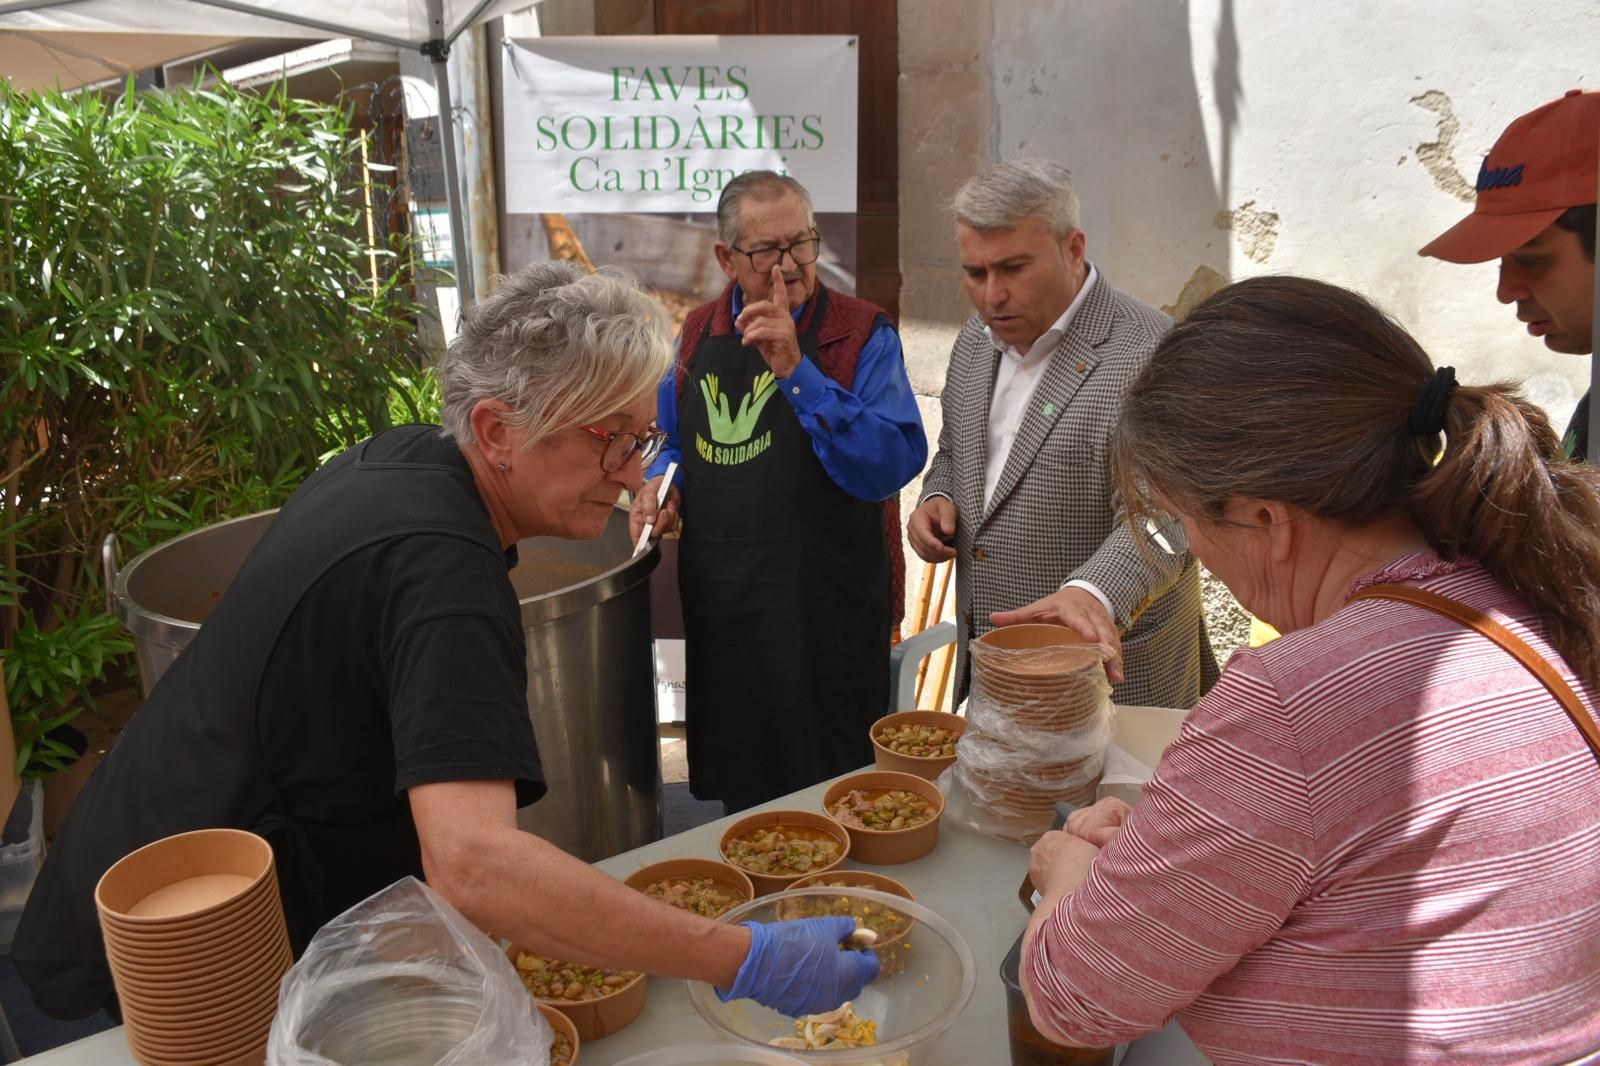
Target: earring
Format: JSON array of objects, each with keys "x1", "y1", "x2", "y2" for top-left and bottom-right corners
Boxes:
[{"x1": 496, "y1": 462, "x2": 509, "y2": 472}]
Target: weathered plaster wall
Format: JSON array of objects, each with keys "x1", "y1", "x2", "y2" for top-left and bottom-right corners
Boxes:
[
  {"x1": 982, "y1": 0, "x2": 1598, "y2": 418},
  {"x1": 894, "y1": 0, "x2": 1597, "y2": 681}
]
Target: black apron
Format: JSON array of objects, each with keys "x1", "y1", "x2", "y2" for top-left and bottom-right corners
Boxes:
[{"x1": 677, "y1": 287, "x2": 891, "y2": 808}]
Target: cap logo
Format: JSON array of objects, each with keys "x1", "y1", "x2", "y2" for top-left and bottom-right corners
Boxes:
[{"x1": 1476, "y1": 158, "x2": 1525, "y2": 192}]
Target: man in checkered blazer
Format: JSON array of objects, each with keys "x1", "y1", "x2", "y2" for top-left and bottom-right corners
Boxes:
[{"x1": 908, "y1": 159, "x2": 1218, "y2": 708}]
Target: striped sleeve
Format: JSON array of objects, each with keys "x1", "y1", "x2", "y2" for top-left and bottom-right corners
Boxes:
[{"x1": 1025, "y1": 648, "x2": 1315, "y2": 1044}]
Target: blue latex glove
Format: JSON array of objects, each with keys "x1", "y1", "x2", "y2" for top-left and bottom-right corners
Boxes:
[{"x1": 717, "y1": 916, "x2": 881, "y2": 1017}]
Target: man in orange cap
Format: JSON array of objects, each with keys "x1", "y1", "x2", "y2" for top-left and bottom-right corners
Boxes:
[{"x1": 1420, "y1": 89, "x2": 1598, "y2": 459}]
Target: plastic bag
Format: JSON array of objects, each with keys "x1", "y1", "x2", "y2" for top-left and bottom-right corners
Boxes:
[
  {"x1": 941, "y1": 641, "x2": 1115, "y2": 844},
  {"x1": 268, "y1": 877, "x2": 553, "y2": 1066}
]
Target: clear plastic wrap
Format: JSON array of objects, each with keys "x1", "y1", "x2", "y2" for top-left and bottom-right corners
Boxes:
[
  {"x1": 940, "y1": 641, "x2": 1116, "y2": 844},
  {"x1": 268, "y1": 877, "x2": 553, "y2": 1066}
]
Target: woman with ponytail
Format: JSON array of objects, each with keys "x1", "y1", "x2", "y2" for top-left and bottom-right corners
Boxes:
[{"x1": 1020, "y1": 276, "x2": 1600, "y2": 1064}]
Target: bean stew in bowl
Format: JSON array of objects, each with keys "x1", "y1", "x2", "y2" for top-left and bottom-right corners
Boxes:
[
  {"x1": 869, "y1": 711, "x2": 965, "y2": 779},
  {"x1": 624, "y1": 858, "x2": 755, "y2": 919},
  {"x1": 820, "y1": 771, "x2": 945, "y2": 865},
  {"x1": 718, "y1": 810, "x2": 851, "y2": 895},
  {"x1": 508, "y1": 947, "x2": 646, "y2": 1041},
  {"x1": 780, "y1": 871, "x2": 919, "y2": 976},
  {"x1": 537, "y1": 1003, "x2": 581, "y2": 1066}
]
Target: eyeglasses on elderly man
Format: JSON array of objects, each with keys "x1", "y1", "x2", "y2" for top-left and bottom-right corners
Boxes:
[{"x1": 728, "y1": 235, "x2": 822, "y2": 274}]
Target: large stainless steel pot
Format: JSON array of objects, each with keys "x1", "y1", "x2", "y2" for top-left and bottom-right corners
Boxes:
[{"x1": 105, "y1": 505, "x2": 662, "y2": 861}]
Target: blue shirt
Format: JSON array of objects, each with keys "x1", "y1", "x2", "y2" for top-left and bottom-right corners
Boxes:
[{"x1": 648, "y1": 285, "x2": 927, "y2": 502}]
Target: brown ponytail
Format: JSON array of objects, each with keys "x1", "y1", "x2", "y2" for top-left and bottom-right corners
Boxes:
[
  {"x1": 1111, "y1": 275, "x2": 1600, "y2": 689},
  {"x1": 1412, "y1": 385, "x2": 1600, "y2": 687}
]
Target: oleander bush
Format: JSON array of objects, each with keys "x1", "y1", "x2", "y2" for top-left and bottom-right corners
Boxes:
[{"x1": 0, "y1": 76, "x2": 435, "y2": 775}]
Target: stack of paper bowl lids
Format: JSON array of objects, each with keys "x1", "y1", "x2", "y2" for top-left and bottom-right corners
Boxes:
[
  {"x1": 970, "y1": 624, "x2": 1111, "y2": 808},
  {"x1": 95, "y1": 828, "x2": 292, "y2": 1066}
]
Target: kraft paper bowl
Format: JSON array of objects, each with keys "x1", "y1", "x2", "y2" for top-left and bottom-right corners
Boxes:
[
  {"x1": 869, "y1": 711, "x2": 965, "y2": 779},
  {"x1": 820, "y1": 771, "x2": 944, "y2": 865},
  {"x1": 508, "y1": 945, "x2": 647, "y2": 1042},
  {"x1": 96, "y1": 828, "x2": 276, "y2": 929},
  {"x1": 539, "y1": 1003, "x2": 582, "y2": 1066},
  {"x1": 624, "y1": 858, "x2": 754, "y2": 919},
  {"x1": 784, "y1": 869, "x2": 919, "y2": 971},
  {"x1": 718, "y1": 809, "x2": 850, "y2": 896}
]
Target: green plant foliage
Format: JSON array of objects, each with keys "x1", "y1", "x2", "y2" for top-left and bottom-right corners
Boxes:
[{"x1": 0, "y1": 75, "x2": 435, "y2": 777}]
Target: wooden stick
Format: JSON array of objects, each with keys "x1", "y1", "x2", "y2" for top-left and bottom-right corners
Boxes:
[
  {"x1": 915, "y1": 560, "x2": 947, "y2": 701},
  {"x1": 910, "y1": 559, "x2": 936, "y2": 634},
  {"x1": 930, "y1": 639, "x2": 954, "y2": 713},
  {"x1": 359, "y1": 129, "x2": 380, "y2": 298},
  {"x1": 913, "y1": 563, "x2": 938, "y2": 702}
]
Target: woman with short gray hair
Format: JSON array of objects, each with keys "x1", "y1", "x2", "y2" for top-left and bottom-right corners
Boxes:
[
  {"x1": 437, "y1": 261, "x2": 670, "y2": 450},
  {"x1": 18, "y1": 263, "x2": 878, "y2": 1025}
]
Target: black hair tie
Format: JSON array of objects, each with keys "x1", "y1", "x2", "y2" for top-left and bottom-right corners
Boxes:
[{"x1": 1410, "y1": 366, "x2": 1457, "y2": 436}]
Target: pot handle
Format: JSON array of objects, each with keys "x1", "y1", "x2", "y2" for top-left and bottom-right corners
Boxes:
[{"x1": 101, "y1": 533, "x2": 118, "y2": 617}]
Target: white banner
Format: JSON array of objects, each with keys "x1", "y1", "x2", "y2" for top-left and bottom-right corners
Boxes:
[{"x1": 501, "y1": 35, "x2": 858, "y2": 214}]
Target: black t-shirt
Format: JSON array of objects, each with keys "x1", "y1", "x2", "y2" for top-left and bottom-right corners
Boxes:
[
  {"x1": 15, "y1": 426, "x2": 544, "y2": 1018},
  {"x1": 257, "y1": 429, "x2": 544, "y2": 914}
]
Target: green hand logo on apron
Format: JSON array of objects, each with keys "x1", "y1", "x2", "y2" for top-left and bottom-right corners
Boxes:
[
  {"x1": 694, "y1": 370, "x2": 779, "y2": 465},
  {"x1": 700, "y1": 370, "x2": 778, "y2": 444}
]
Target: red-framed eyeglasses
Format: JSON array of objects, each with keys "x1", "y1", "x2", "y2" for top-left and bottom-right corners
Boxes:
[{"x1": 577, "y1": 424, "x2": 667, "y2": 473}]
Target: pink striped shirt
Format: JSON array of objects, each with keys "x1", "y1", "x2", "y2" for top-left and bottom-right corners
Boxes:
[{"x1": 1028, "y1": 552, "x2": 1600, "y2": 1064}]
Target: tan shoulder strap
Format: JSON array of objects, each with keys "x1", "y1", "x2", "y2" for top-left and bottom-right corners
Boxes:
[{"x1": 1351, "y1": 583, "x2": 1600, "y2": 762}]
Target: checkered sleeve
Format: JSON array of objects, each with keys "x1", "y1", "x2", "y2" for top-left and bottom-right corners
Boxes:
[
  {"x1": 917, "y1": 334, "x2": 966, "y2": 505},
  {"x1": 1069, "y1": 511, "x2": 1191, "y2": 631}
]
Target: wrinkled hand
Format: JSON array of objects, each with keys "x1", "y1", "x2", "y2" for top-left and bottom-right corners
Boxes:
[
  {"x1": 907, "y1": 497, "x2": 958, "y2": 562},
  {"x1": 990, "y1": 586, "x2": 1124, "y2": 683},
  {"x1": 1028, "y1": 829, "x2": 1100, "y2": 900},
  {"x1": 628, "y1": 474, "x2": 681, "y2": 542},
  {"x1": 735, "y1": 265, "x2": 803, "y2": 378},
  {"x1": 718, "y1": 916, "x2": 880, "y2": 1018},
  {"x1": 1064, "y1": 796, "x2": 1132, "y2": 848}
]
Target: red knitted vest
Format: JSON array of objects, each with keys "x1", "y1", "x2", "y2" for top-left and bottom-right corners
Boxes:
[{"x1": 676, "y1": 282, "x2": 907, "y2": 626}]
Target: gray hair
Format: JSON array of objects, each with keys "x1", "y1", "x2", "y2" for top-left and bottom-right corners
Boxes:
[
  {"x1": 952, "y1": 158, "x2": 1080, "y2": 237},
  {"x1": 715, "y1": 170, "x2": 816, "y2": 245},
  {"x1": 437, "y1": 261, "x2": 671, "y2": 449}
]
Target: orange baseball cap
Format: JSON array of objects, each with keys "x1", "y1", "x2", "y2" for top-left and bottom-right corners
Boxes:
[{"x1": 1419, "y1": 89, "x2": 1600, "y2": 264}]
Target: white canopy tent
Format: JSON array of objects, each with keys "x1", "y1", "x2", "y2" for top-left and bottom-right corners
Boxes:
[{"x1": 0, "y1": 0, "x2": 534, "y2": 303}]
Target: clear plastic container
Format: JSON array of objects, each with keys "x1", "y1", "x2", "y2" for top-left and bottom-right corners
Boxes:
[
  {"x1": 0, "y1": 780, "x2": 45, "y2": 952},
  {"x1": 1000, "y1": 930, "x2": 1114, "y2": 1066},
  {"x1": 612, "y1": 1047, "x2": 807, "y2": 1066},
  {"x1": 687, "y1": 887, "x2": 976, "y2": 1065}
]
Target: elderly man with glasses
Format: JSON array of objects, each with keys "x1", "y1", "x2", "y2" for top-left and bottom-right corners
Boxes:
[{"x1": 631, "y1": 170, "x2": 927, "y2": 813}]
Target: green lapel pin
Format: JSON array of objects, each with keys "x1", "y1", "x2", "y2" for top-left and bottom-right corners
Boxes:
[{"x1": 1042, "y1": 401, "x2": 1057, "y2": 418}]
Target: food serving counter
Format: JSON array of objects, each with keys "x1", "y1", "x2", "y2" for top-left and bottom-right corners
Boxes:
[{"x1": 21, "y1": 777, "x2": 1208, "y2": 1065}]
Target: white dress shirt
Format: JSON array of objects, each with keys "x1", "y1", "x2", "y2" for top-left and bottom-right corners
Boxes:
[
  {"x1": 981, "y1": 264, "x2": 1099, "y2": 509},
  {"x1": 982, "y1": 265, "x2": 1115, "y2": 620}
]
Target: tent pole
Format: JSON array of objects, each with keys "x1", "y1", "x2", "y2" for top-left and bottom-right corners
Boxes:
[
  {"x1": 425, "y1": 0, "x2": 473, "y2": 307},
  {"x1": 430, "y1": 52, "x2": 474, "y2": 306}
]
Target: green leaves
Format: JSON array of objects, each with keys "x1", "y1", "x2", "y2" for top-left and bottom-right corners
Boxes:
[
  {"x1": 0, "y1": 75, "x2": 434, "y2": 776},
  {"x1": 6, "y1": 605, "x2": 134, "y2": 778}
]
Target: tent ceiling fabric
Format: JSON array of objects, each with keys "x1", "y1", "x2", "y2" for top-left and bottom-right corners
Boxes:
[
  {"x1": 0, "y1": 31, "x2": 243, "y2": 90},
  {"x1": 0, "y1": 0, "x2": 532, "y2": 48}
]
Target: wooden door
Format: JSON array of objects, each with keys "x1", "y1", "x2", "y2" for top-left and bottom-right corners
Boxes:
[{"x1": 639, "y1": 0, "x2": 901, "y2": 321}]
